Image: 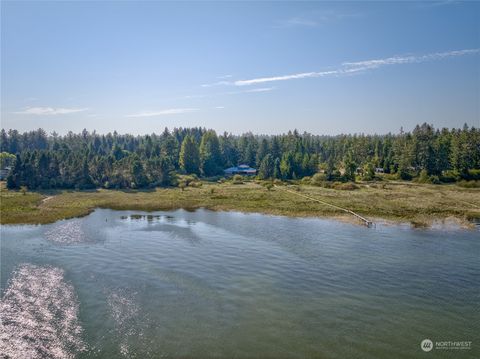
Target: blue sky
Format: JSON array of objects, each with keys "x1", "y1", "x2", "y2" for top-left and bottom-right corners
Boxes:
[{"x1": 1, "y1": 1, "x2": 479, "y2": 135}]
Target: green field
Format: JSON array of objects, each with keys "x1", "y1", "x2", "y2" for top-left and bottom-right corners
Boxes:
[{"x1": 1, "y1": 180, "x2": 479, "y2": 228}]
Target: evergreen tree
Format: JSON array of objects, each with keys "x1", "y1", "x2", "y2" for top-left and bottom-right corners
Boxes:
[
  {"x1": 258, "y1": 154, "x2": 274, "y2": 179},
  {"x1": 1, "y1": 124, "x2": 477, "y2": 189},
  {"x1": 451, "y1": 125, "x2": 476, "y2": 175},
  {"x1": 131, "y1": 157, "x2": 147, "y2": 187},
  {"x1": 362, "y1": 162, "x2": 375, "y2": 181},
  {"x1": 200, "y1": 130, "x2": 222, "y2": 176},
  {"x1": 256, "y1": 139, "x2": 269, "y2": 166},
  {"x1": 219, "y1": 132, "x2": 239, "y2": 167},
  {"x1": 179, "y1": 135, "x2": 200, "y2": 175},
  {"x1": 343, "y1": 152, "x2": 357, "y2": 182},
  {"x1": 325, "y1": 156, "x2": 335, "y2": 181},
  {"x1": 280, "y1": 152, "x2": 294, "y2": 179},
  {"x1": 160, "y1": 127, "x2": 179, "y2": 166},
  {"x1": 273, "y1": 157, "x2": 281, "y2": 179},
  {"x1": 6, "y1": 154, "x2": 22, "y2": 189}
]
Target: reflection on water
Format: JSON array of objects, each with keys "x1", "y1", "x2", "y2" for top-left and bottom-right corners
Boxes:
[
  {"x1": 1, "y1": 209, "x2": 479, "y2": 359},
  {"x1": 0, "y1": 264, "x2": 86, "y2": 359},
  {"x1": 106, "y1": 290, "x2": 141, "y2": 357},
  {"x1": 45, "y1": 219, "x2": 87, "y2": 244}
]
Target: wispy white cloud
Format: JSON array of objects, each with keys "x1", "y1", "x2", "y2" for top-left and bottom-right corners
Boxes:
[
  {"x1": 234, "y1": 49, "x2": 479, "y2": 86},
  {"x1": 217, "y1": 75, "x2": 233, "y2": 79},
  {"x1": 226, "y1": 87, "x2": 277, "y2": 95},
  {"x1": 283, "y1": 17, "x2": 318, "y2": 27},
  {"x1": 13, "y1": 107, "x2": 89, "y2": 115},
  {"x1": 126, "y1": 108, "x2": 199, "y2": 118},
  {"x1": 201, "y1": 81, "x2": 232, "y2": 88},
  {"x1": 277, "y1": 11, "x2": 363, "y2": 28},
  {"x1": 214, "y1": 106, "x2": 225, "y2": 109},
  {"x1": 342, "y1": 49, "x2": 479, "y2": 69},
  {"x1": 234, "y1": 72, "x2": 336, "y2": 86},
  {"x1": 416, "y1": 0, "x2": 460, "y2": 8},
  {"x1": 243, "y1": 87, "x2": 276, "y2": 93}
]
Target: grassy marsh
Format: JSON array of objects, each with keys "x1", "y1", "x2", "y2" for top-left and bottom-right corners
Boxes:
[{"x1": 1, "y1": 181, "x2": 479, "y2": 227}]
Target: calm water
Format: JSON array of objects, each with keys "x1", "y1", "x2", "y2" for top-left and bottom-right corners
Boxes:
[{"x1": 1, "y1": 209, "x2": 479, "y2": 358}]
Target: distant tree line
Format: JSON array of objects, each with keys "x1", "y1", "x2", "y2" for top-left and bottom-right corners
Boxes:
[{"x1": 1, "y1": 123, "x2": 479, "y2": 190}]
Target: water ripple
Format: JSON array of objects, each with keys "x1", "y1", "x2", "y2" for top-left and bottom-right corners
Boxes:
[
  {"x1": 0, "y1": 264, "x2": 86, "y2": 359},
  {"x1": 44, "y1": 219, "x2": 86, "y2": 244}
]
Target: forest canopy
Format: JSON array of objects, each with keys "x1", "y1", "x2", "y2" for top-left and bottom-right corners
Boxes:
[{"x1": 1, "y1": 123, "x2": 479, "y2": 190}]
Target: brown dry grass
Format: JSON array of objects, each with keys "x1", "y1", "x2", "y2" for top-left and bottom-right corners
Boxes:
[{"x1": 1, "y1": 180, "x2": 479, "y2": 227}]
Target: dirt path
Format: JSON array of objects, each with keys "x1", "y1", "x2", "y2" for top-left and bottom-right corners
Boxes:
[{"x1": 40, "y1": 196, "x2": 55, "y2": 206}]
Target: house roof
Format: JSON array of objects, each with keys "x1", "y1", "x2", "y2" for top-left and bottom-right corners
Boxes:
[{"x1": 224, "y1": 165, "x2": 256, "y2": 172}]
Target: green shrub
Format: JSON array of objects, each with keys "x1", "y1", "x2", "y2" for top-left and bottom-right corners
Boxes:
[
  {"x1": 417, "y1": 169, "x2": 430, "y2": 183},
  {"x1": 232, "y1": 174, "x2": 243, "y2": 184},
  {"x1": 189, "y1": 181, "x2": 202, "y2": 188},
  {"x1": 362, "y1": 162, "x2": 375, "y2": 181},
  {"x1": 397, "y1": 168, "x2": 412, "y2": 180},
  {"x1": 429, "y1": 175, "x2": 441, "y2": 184},
  {"x1": 311, "y1": 173, "x2": 326, "y2": 186},
  {"x1": 177, "y1": 175, "x2": 196, "y2": 185},
  {"x1": 464, "y1": 169, "x2": 480, "y2": 181},
  {"x1": 416, "y1": 170, "x2": 441, "y2": 184},
  {"x1": 301, "y1": 176, "x2": 311, "y2": 184},
  {"x1": 457, "y1": 180, "x2": 480, "y2": 188},
  {"x1": 383, "y1": 173, "x2": 397, "y2": 181},
  {"x1": 333, "y1": 182, "x2": 359, "y2": 190},
  {"x1": 440, "y1": 171, "x2": 458, "y2": 183},
  {"x1": 204, "y1": 175, "x2": 223, "y2": 182}
]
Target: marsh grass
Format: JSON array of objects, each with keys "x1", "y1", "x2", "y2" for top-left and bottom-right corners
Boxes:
[{"x1": 1, "y1": 181, "x2": 479, "y2": 227}]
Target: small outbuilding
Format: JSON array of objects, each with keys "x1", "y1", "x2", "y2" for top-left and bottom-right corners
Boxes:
[{"x1": 224, "y1": 164, "x2": 257, "y2": 176}]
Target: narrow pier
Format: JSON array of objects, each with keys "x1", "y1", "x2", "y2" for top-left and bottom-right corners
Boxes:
[{"x1": 276, "y1": 185, "x2": 375, "y2": 227}]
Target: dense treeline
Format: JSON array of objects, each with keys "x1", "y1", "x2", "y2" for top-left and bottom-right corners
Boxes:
[{"x1": 1, "y1": 123, "x2": 479, "y2": 190}]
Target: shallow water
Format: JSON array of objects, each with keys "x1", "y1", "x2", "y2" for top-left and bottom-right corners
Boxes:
[{"x1": 1, "y1": 209, "x2": 479, "y2": 358}]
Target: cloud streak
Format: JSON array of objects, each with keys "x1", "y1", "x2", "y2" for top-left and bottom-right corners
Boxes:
[
  {"x1": 126, "y1": 108, "x2": 199, "y2": 118},
  {"x1": 234, "y1": 49, "x2": 479, "y2": 86},
  {"x1": 277, "y1": 11, "x2": 363, "y2": 28},
  {"x1": 234, "y1": 72, "x2": 336, "y2": 86},
  {"x1": 14, "y1": 107, "x2": 89, "y2": 115},
  {"x1": 243, "y1": 87, "x2": 276, "y2": 93},
  {"x1": 201, "y1": 81, "x2": 231, "y2": 88},
  {"x1": 225, "y1": 87, "x2": 276, "y2": 95},
  {"x1": 342, "y1": 49, "x2": 479, "y2": 68},
  {"x1": 283, "y1": 17, "x2": 318, "y2": 27}
]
